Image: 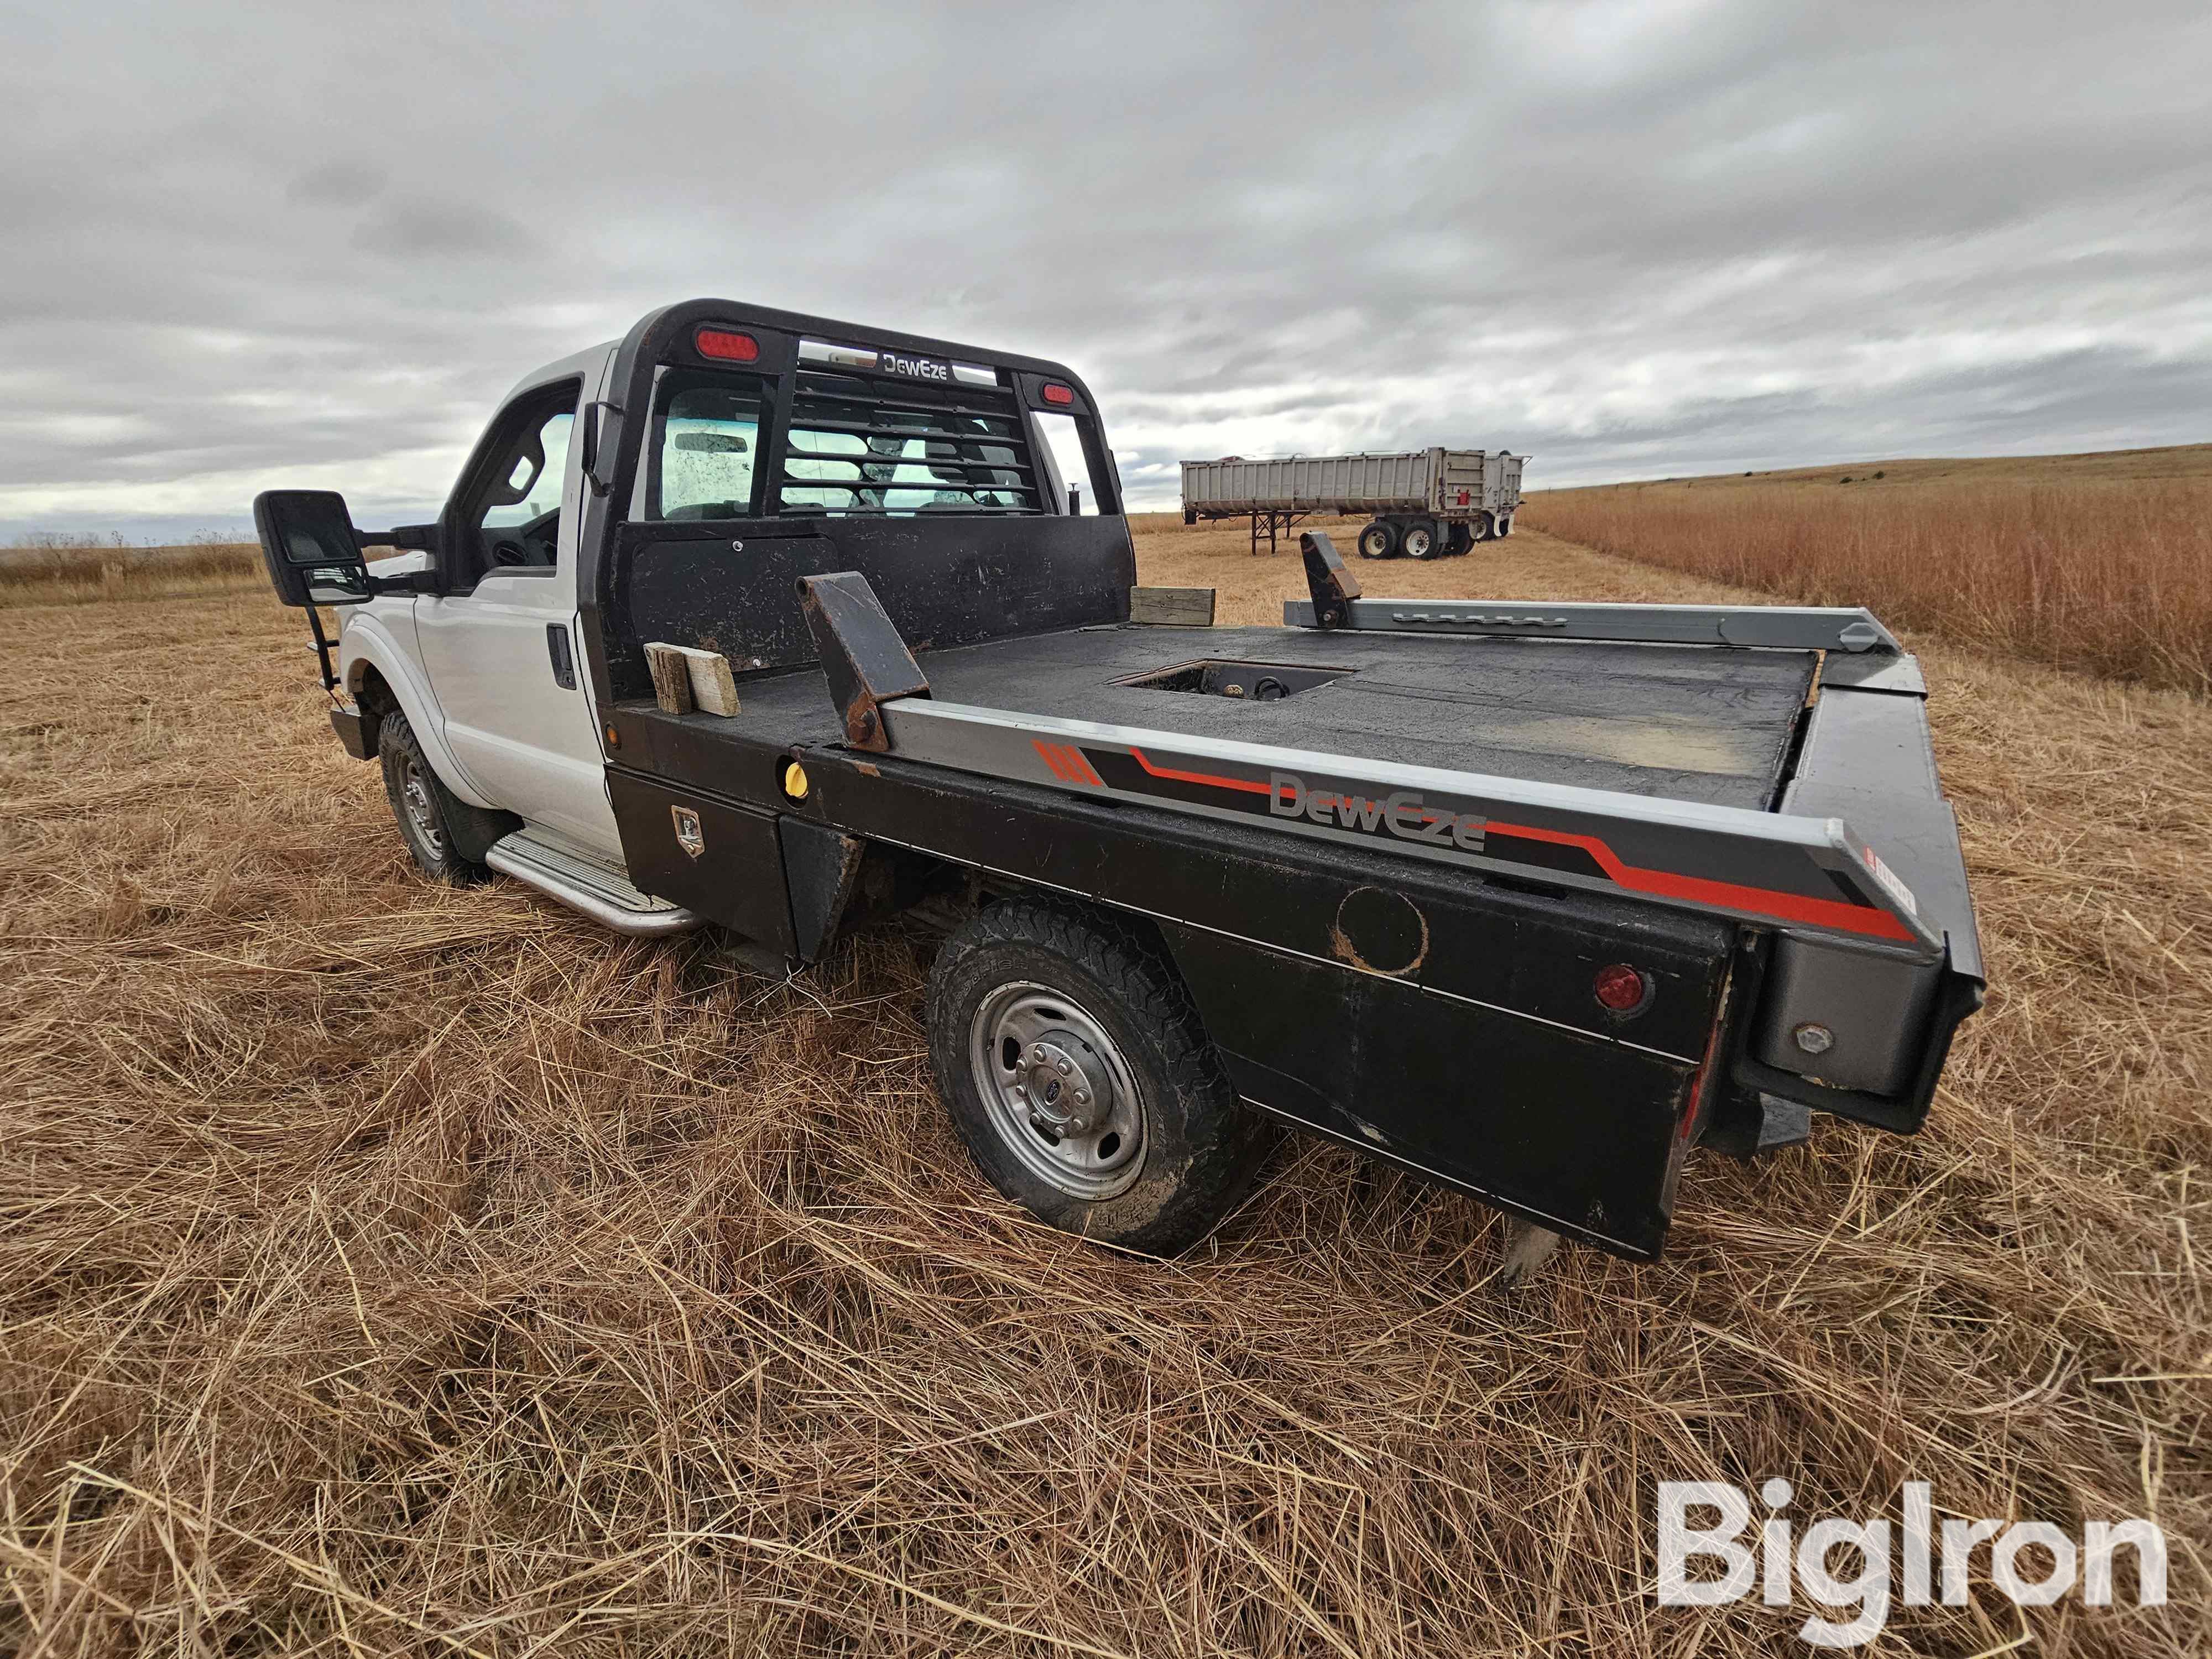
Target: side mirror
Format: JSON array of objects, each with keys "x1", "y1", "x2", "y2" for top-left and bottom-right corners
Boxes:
[{"x1": 254, "y1": 489, "x2": 373, "y2": 606}]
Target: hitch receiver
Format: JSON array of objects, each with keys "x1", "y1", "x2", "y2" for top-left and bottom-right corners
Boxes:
[{"x1": 795, "y1": 571, "x2": 931, "y2": 751}]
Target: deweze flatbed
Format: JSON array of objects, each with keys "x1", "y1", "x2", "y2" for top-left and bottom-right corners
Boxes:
[{"x1": 254, "y1": 298, "x2": 1983, "y2": 1266}]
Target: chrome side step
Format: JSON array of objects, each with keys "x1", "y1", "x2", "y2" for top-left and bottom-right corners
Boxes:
[{"x1": 486, "y1": 827, "x2": 705, "y2": 937}]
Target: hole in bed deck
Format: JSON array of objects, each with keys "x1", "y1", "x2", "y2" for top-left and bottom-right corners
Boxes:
[{"x1": 1114, "y1": 659, "x2": 1354, "y2": 702}]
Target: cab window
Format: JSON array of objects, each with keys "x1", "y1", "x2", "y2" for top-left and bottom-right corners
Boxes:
[
  {"x1": 649, "y1": 377, "x2": 763, "y2": 520},
  {"x1": 458, "y1": 385, "x2": 580, "y2": 583}
]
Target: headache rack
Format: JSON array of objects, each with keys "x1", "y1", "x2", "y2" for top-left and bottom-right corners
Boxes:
[{"x1": 780, "y1": 368, "x2": 1046, "y2": 517}]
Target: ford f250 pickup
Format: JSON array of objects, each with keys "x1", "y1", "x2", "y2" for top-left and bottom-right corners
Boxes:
[{"x1": 253, "y1": 297, "x2": 1983, "y2": 1264}]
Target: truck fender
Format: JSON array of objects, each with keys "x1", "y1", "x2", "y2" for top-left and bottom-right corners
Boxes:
[{"x1": 338, "y1": 612, "x2": 500, "y2": 810}]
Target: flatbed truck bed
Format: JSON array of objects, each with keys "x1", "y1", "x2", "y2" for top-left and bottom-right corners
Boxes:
[
  {"x1": 675, "y1": 624, "x2": 1818, "y2": 810},
  {"x1": 254, "y1": 296, "x2": 1983, "y2": 1271}
]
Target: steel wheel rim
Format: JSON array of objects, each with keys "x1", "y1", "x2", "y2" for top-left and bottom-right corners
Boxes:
[
  {"x1": 399, "y1": 755, "x2": 444, "y2": 856},
  {"x1": 968, "y1": 980, "x2": 1145, "y2": 1199},
  {"x1": 1405, "y1": 526, "x2": 1433, "y2": 558},
  {"x1": 1360, "y1": 526, "x2": 1389, "y2": 557}
]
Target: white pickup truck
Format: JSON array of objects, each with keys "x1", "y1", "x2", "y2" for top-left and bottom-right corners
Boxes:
[{"x1": 255, "y1": 297, "x2": 1984, "y2": 1265}]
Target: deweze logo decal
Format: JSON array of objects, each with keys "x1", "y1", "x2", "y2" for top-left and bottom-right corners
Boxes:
[
  {"x1": 1270, "y1": 771, "x2": 1486, "y2": 852},
  {"x1": 879, "y1": 351, "x2": 951, "y2": 382}
]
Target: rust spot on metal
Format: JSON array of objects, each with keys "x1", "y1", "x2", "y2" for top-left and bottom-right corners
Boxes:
[{"x1": 1327, "y1": 886, "x2": 1430, "y2": 978}]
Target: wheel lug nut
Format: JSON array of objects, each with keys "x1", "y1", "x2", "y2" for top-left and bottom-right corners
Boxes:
[
  {"x1": 1056, "y1": 1060, "x2": 1071, "y2": 1075},
  {"x1": 1073, "y1": 1090, "x2": 1089, "y2": 1105},
  {"x1": 1032, "y1": 1046, "x2": 1046, "y2": 1063}
]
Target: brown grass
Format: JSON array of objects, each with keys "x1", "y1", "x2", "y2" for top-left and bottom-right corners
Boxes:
[
  {"x1": 1522, "y1": 474, "x2": 2212, "y2": 694},
  {"x1": 2, "y1": 521, "x2": 2207, "y2": 1654},
  {"x1": 0, "y1": 543, "x2": 263, "y2": 609}
]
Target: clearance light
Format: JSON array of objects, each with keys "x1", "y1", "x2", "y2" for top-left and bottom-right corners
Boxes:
[
  {"x1": 1041, "y1": 382, "x2": 1075, "y2": 406},
  {"x1": 1593, "y1": 963, "x2": 1651, "y2": 1014},
  {"x1": 696, "y1": 327, "x2": 760, "y2": 362},
  {"x1": 781, "y1": 760, "x2": 810, "y2": 802}
]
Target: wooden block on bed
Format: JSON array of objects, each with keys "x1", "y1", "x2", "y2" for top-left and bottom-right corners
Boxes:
[
  {"x1": 676, "y1": 645, "x2": 742, "y2": 716},
  {"x1": 643, "y1": 642, "x2": 694, "y2": 714},
  {"x1": 1130, "y1": 586, "x2": 1215, "y2": 626}
]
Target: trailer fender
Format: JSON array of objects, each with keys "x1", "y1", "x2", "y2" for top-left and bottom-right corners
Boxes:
[{"x1": 338, "y1": 613, "x2": 500, "y2": 809}]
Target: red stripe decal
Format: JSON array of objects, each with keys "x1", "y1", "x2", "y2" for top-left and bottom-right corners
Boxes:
[
  {"x1": 1116, "y1": 747, "x2": 1913, "y2": 943},
  {"x1": 1037, "y1": 742, "x2": 1104, "y2": 788},
  {"x1": 1488, "y1": 821, "x2": 1913, "y2": 942},
  {"x1": 1128, "y1": 747, "x2": 1276, "y2": 796}
]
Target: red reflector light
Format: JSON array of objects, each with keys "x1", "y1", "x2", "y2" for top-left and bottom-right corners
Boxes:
[
  {"x1": 1593, "y1": 963, "x2": 1650, "y2": 1014},
  {"x1": 696, "y1": 328, "x2": 759, "y2": 362},
  {"x1": 1041, "y1": 382, "x2": 1075, "y2": 406}
]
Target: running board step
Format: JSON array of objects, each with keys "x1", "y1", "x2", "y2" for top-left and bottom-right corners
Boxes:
[{"x1": 486, "y1": 828, "x2": 705, "y2": 937}]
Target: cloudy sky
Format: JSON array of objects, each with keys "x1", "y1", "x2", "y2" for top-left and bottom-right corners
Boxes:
[{"x1": 3, "y1": 1, "x2": 2208, "y2": 540}]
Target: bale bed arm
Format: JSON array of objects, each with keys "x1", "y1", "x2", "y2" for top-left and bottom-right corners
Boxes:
[{"x1": 1286, "y1": 530, "x2": 1903, "y2": 653}]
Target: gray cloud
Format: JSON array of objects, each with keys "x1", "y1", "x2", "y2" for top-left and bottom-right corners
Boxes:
[{"x1": 2, "y1": 0, "x2": 2208, "y2": 541}]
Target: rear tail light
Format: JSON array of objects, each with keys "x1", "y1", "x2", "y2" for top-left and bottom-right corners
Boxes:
[
  {"x1": 1041, "y1": 382, "x2": 1075, "y2": 406},
  {"x1": 1593, "y1": 963, "x2": 1651, "y2": 1014},
  {"x1": 696, "y1": 327, "x2": 760, "y2": 363}
]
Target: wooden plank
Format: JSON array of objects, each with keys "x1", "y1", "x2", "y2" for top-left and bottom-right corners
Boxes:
[
  {"x1": 676, "y1": 645, "x2": 742, "y2": 716},
  {"x1": 643, "y1": 642, "x2": 695, "y2": 714},
  {"x1": 1129, "y1": 586, "x2": 1215, "y2": 627}
]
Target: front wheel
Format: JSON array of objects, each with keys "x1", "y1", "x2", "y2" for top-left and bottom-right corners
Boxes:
[
  {"x1": 378, "y1": 709, "x2": 488, "y2": 885},
  {"x1": 926, "y1": 900, "x2": 1271, "y2": 1256}
]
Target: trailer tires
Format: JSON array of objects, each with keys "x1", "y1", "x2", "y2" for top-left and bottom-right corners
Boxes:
[
  {"x1": 1401, "y1": 519, "x2": 1441, "y2": 560},
  {"x1": 1357, "y1": 520, "x2": 1397, "y2": 559},
  {"x1": 1466, "y1": 510, "x2": 1496, "y2": 542},
  {"x1": 378, "y1": 709, "x2": 489, "y2": 886},
  {"x1": 927, "y1": 899, "x2": 1271, "y2": 1256},
  {"x1": 1446, "y1": 523, "x2": 1475, "y2": 557}
]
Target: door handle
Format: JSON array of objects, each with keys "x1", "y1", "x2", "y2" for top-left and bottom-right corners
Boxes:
[{"x1": 545, "y1": 623, "x2": 577, "y2": 689}]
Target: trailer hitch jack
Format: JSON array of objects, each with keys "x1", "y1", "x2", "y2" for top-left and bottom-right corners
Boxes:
[{"x1": 796, "y1": 571, "x2": 931, "y2": 752}]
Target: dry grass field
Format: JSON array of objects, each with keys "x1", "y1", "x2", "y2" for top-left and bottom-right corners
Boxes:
[
  {"x1": 1522, "y1": 449, "x2": 2212, "y2": 695},
  {"x1": 3, "y1": 512, "x2": 2208, "y2": 1655},
  {"x1": 0, "y1": 544, "x2": 262, "y2": 611}
]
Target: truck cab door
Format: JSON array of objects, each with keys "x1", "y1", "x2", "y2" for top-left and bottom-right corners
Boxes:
[{"x1": 414, "y1": 363, "x2": 620, "y2": 857}]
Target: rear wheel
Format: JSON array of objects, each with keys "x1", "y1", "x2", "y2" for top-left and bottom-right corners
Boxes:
[
  {"x1": 1357, "y1": 519, "x2": 1397, "y2": 560},
  {"x1": 378, "y1": 709, "x2": 488, "y2": 885},
  {"x1": 1446, "y1": 523, "x2": 1474, "y2": 557},
  {"x1": 926, "y1": 899, "x2": 1271, "y2": 1256},
  {"x1": 1467, "y1": 510, "x2": 1496, "y2": 542},
  {"x1": 1401, "y1": 518, "x2": 1441, "y2": 560}
]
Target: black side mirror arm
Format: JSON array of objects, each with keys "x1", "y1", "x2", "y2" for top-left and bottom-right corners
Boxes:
[
  {"x1": 368, "y1": 570, "x2": 440, "y2": 596},
  {"x1": 353, "y1": 524, "x2": 444, "y2": 596}
]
